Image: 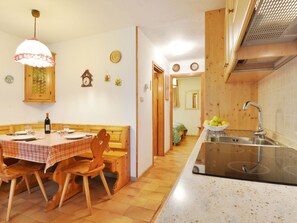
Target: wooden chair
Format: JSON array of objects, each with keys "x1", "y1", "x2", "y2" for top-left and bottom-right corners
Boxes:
[
  {"x1": 0, "y1": 145, "x2": 48, "y2": 221},
  {"x1": 59, "y1": 129, "x2": 112, "y2": 213}
]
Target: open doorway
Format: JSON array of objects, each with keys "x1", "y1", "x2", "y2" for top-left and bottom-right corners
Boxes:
[
  {"x1": 169, "y1": 72, "x2": 204, "y2": 150},
  {"x1": 152, "y1": 62, "x2": 165, "y2": 156}
]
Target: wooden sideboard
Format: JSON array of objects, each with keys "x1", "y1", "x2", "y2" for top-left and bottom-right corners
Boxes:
[{"x1": 0, "y1": 123, "x2": 130, "y2": 194}]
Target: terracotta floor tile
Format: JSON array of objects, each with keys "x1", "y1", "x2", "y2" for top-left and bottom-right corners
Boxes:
[
  {"x1": 118, "y1": 186, "x2": 142, "y2": 197},
  {"x1": 138, "y1": 191, "x2": 165, "y2": 203},
  {"x1": 124, "y1": 206, "x2": 155, "y2": 222},
  {"x1": 85, "y1": 209, "x2": 134, "y2": 223},
  {"x1": 93, "y1": 200, "x2": 130, "y2": 215}
]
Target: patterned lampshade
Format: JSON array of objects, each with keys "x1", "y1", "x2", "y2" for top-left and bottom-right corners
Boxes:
[
  {"x1": 15, "y1": 39, "x2": 54, "y2": 68},
  {"x1": 14, "y1": 9, "x2": 54, "y2": 68}
]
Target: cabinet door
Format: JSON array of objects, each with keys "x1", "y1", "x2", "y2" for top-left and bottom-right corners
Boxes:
[
  {"x1": 24, "y1": 54, "x2": 55, "y2": 102},
  {"x1": 225, "y1": 0, "x2": 234, "y2": 65},
  {"x1": 224, "y1": 0, "x2": 256, "y2": 80}
]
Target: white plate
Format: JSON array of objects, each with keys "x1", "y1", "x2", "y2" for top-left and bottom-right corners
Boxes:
[
  {"x1": 15, "y1": 131, "x2": 27, "y2": 135},
  {"x1": 64, "y1": 133, "x2": 86, "y2": 140},
  {"x1": 57, "y1": 129, "x2": 75, "y2": 134},
  {"x1": 11, "y1": 135, "x2": 36, "y2": 141},
  {"x1": 203, "y1": 123, "x2": 229, "y2": 132}
]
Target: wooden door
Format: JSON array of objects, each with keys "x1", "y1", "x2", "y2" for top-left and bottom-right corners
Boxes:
[{"x1": 152, "y1": 63, "x2": 164, "y2": 156}]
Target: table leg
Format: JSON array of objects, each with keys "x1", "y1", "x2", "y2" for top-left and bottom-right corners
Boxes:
[{"x1": 45, "y1": 158, "x2": 82, "y2": 211}]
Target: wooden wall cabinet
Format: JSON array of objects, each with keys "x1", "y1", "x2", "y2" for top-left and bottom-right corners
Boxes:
[
  {"x1": 24, "y1": 53, "x2": 56, "y2": 102},
  {"x1": 224, "y1": 0, "x2": 256, "y2": 81}
]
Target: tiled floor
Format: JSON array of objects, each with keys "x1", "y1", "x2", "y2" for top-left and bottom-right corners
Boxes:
[{"x1": 0, "y1": 136, "x2": 197, "y2": 223}]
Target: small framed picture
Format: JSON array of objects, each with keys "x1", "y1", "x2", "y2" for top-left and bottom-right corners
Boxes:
[{"x1": 165, "y1": 76, "x2": 169, "y2": 100}]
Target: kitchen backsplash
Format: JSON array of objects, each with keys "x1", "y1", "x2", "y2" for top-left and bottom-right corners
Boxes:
[{"x1": 258, "y1": 57, "x2": 297, "y2": 149}]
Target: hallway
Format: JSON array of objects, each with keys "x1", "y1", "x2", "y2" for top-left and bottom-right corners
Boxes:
[{"x1": 0, "y1": 136, "x2": 198, "y2": 222}]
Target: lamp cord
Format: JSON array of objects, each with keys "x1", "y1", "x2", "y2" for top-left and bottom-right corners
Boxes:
[{"x1": 34, "y1": 17, "x2": 36, "y2": 38}]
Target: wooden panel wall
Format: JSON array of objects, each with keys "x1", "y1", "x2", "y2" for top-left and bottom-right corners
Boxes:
[{"x1": 205, "y1": 9, "x2": 258, "y2": 130}]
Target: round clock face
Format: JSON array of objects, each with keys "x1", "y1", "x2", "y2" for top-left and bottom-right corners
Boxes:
[
  {"x1": 190, "y1": 62, "x2": 199, "y2": 71},
  {"x1": 83, "y1": 77, "x2": 90, "y2": 86},
  {"x1": 110, "y1": 50, "x2": 121, "y2": 63},
  {"x1": 5, "y1": 75, "x2": 14, "y2": 84}
]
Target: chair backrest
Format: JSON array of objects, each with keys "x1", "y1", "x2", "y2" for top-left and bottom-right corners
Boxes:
[
  {"x1": 88, "y1": 129, "x2": 110, "y2": 171},
  {"x1": 0, "y1": 144, "x2": 7, "y2": 174}
]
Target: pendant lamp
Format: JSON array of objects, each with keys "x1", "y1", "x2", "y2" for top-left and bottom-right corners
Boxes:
[{"x1": 14, "y1": 9, "x2": 54, "y2": 68}]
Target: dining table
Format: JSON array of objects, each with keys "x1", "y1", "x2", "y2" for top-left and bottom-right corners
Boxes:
[{"x1": 0, "y1": 130, "x2": 94, "y2": 211}]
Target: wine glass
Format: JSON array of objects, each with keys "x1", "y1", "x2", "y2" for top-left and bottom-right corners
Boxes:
[
  {"x1": 25, "y1": 125, "x2": 33, "y2": 135},
  {"x1": 63, "y1": 126, "x2": 70, "y2": 134}
]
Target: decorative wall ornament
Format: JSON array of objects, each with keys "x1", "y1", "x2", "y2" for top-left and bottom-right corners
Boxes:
[
  {"x1": 105, "y1": 73, "x2": 111, "y2": 81},
  {"x1": 110, "y1": 50, "x2": 121, "y2": 63},
  {"x1": 4, "y1": 75, "x2": 14, "y2": 84},
  {"x1": 115, "y1": 78, "x2": 122, "y2": 86},
  {"x1": 190, "y1": 62, "x2": 199, "y2": 71},
  {"x1": 165, "y1": 76, "x2": 169, "y2": 100},
  {"x1": 81, "y1": 69, "x2": 93, "y2": 87},
  {"x1": 172, "y1": 64, "x2": 180, "y2": 72}
]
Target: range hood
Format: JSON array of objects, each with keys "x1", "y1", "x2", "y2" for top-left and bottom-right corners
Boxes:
[{"x1": 227, "y1": 0, "x2": 297, "y2": 82}]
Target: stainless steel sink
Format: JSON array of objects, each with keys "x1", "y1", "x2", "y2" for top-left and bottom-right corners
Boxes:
[{"x1": 207, "y1": 136, "x2": 281, "y2": 147}]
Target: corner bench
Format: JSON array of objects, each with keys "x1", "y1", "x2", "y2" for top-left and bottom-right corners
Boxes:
[{"x1": 0, "y1": 123, "x2": 130, "y2": 194}]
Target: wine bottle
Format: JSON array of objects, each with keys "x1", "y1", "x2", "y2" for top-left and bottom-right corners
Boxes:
[{"x1": 44, "y1": 112, "x2": 51, "y2": 134}]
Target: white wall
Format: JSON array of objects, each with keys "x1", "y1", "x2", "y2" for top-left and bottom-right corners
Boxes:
[
  {"x1": 0, "y1": 31, "x2": 44, "y2": 124},
  {"x1": 0, "y1": 28, "x2": 138, "y2": 178},
  {"x1": 169, "y1": 58, "x2": 205, "y2": 74},
  {"x1": 0, "y1": 26, "x2": 171, "y2": 179},
  {"x1": 138, "y1": 28, "x2": 170, "y2": 177},
  {"x1": 47, "y1": 27, "x2": 137, "y2": 177},
  {"x1": 258, "y1": 57, "x2": 297, "y2": 149},
  {"x1": 173, "y1": 77, "x2": 201, "y2": 135}
]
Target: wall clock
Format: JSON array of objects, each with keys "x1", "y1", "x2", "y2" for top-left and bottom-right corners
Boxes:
[
  {"x1": 81, "y1": 69, "x2": 93, "y2": 87},
  {"x1": 190, "y1": 62, "x2": 199, "y2": 71},
  {"x1": 172, "y1": 64, "x2": 180, "y2": 72},
  {"x1": 4, "y1": 75, "x2": 14, "y2": 84},
  {"x1": 110, "y1": 50, "x2": 121, "y2": 63}
]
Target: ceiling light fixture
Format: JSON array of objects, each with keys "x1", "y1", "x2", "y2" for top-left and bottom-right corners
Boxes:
[{"x1": 14, "y1": 9, "x2": 54, "y2": 68}]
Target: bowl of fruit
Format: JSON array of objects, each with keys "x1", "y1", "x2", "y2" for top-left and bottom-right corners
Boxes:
[{"x1": 203, "y1": 116, "x2": 229, "y2": 132}]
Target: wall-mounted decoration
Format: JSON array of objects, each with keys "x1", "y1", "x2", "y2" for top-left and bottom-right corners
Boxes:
[
  {"x1": 190, "y1": 62, "x2": 199, "y2": 71},
  {"x1": 172, "y1": 64, "x2": 180, "y2": 72},
  {"x1": 165, "y1": 76, "x2": 169, "y2": 100},
  {"x1": 4, "y1": 75, "x2": 14, "y2": 84},
  {"x1": 144, "y1": 83, "x2": 149, "y2": 92},
  {"x1": 81, "y1": 69, "x2": 93, "y2": 87},
  {"x1": 110, "y1": 50, "x2": 121, "y2": 63},
  {"x1": 105, "y1": 73, "x2": 110, "y2": 81},
  {"x1": 185, "y1": 90, "x2": 199, "y2": 109},
  {"x1": 115, "y1": 78, "x2": 122, "y2": 86}
]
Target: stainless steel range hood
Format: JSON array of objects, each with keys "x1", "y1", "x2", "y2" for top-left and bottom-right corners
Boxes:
[
  {"x1": 242, "y1": 0, "x2": 297, "y2": 46},
  {"x1": 227, "y1": 0, "x2": 297, "y2": 82}
]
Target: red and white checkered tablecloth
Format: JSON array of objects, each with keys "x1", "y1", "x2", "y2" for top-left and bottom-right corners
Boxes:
[{"x1": 0, "y1": 132, "x2": 93, "y2": 172}]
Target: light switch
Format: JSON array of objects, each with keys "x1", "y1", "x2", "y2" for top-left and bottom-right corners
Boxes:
[{"x1": 140, "y1": 97, "x2": 144, "y2": 102}]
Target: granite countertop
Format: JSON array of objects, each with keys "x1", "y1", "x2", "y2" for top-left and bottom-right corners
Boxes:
[{"x1": 155, "y1": 129, "x2": 297, "y2": 223}]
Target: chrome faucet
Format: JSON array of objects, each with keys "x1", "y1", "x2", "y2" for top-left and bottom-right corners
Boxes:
[{"x1": 243, "y1": 101, "x2": 266, "y2": 138}]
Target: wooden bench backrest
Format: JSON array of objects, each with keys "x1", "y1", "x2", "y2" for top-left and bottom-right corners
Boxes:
[
  {"x1": 0, "y1": 123, "x2": 129, "y2": 153},
  {"x1": 52, "y1": 124, "x2": 130, "y2": 153}
]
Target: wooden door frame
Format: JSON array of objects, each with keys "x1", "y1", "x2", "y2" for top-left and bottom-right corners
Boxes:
[
  {"x1": 152, "y1": 62, "x2": 165, "y2": 157},
  {"x1": 169, "y1": 72, "x2": 204, "y2": 150}
]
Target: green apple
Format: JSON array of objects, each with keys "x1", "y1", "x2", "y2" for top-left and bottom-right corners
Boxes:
[
  {"x1": 212, "y1": 116, "x2": 220, "y2": 122},
  {"x1": 209, "y1": 120, "x2": 218, "y2": 126},
  {"x1": 221, "y1": 120, "x2": 229, "y2": 126}
]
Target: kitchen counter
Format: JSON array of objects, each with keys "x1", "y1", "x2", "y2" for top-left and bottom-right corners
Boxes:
[{"x1": 155, "y1": 129, "x2": 297, "y2": 223}]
